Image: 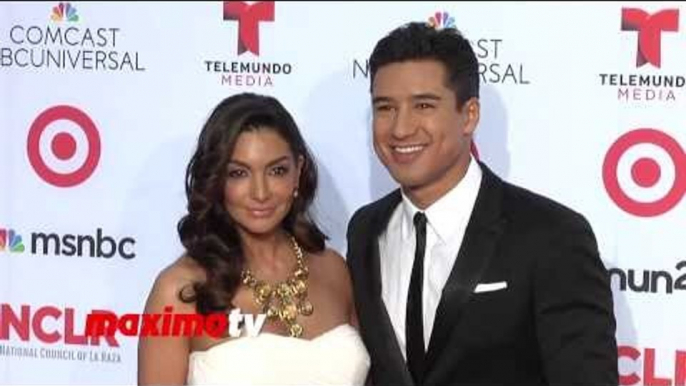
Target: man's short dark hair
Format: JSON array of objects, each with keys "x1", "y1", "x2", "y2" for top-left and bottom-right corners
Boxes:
[{"x1": 369, "y1": 22, "x2": 480, "y2": 108}]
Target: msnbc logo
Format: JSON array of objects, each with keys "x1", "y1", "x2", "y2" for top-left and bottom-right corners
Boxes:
[
  {"x1": 51, "y1": 2, "x2": 79, "y2": 23},
  {"x1": 428, "y1": 11, "x2": 455, "y2": 30},
  {"x1": 0, "y1": 228, "x2": 25, "y2": 253}
]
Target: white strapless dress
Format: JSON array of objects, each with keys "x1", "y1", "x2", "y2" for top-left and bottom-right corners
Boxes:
[{"x1": 187, "y1": 324, "x2": 370, "y2": 385}]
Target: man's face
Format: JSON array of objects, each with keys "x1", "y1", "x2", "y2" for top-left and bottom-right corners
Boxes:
[{"x1": 371, "y1": 59, "x2": 479, "y2": 206}]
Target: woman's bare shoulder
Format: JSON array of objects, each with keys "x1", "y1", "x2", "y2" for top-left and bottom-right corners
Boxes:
[
  {"x1": 309, "y1": 248, "x2": 352, "y2": 288},
  {"x1": 144, "y1": 256, "x2": 206, "y2": 313}
]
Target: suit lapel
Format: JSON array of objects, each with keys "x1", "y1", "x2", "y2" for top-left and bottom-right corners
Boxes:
[
  {"x1": 364, "y1": 190, "x2": 399, "y2": 300},
  {"x1": 424, "y1": 164, "x2": 508, "y2": 379},
  {"x1": 357, "y1": 190, "x2": 415, "y2": 385}
]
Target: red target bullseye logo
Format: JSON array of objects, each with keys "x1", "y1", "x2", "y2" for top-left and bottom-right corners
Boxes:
[
  {"x1": 27, "y1": 105, "x2": 101, "y2": 187},
  {"x1": 603, "y1": 128, "x2": 686, "y2": 217}
]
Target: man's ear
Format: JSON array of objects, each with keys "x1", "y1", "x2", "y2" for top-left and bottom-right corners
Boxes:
[{"x1": 461, "y1": 97, "x2": 480, "y2": 136}]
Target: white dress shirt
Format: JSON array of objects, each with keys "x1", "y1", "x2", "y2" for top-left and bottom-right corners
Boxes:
[{"x1": 379, "y1": 157, "x2": 482, "y2": 358}]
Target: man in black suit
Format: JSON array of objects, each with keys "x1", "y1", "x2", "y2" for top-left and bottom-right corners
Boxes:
[{"x1": 346, "y1": 22, "x2": 618, "y2": 385}]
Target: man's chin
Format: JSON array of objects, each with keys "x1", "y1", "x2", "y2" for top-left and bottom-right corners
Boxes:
[{"x1": 387, "y1": 170, "x2": 427, "y2": 190}]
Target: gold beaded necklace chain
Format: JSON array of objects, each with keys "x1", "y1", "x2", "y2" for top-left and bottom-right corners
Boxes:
[{"x1": 240, "y1": 235, "x2": 314, "y2": 338}]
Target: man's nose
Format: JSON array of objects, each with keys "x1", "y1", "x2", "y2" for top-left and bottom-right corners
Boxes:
[{"x1": 390, "y1": 107, "x2": 418, "y2": 140}]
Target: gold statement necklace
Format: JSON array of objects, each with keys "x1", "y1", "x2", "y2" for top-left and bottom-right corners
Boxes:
[{"x1": 241, "y1": 235, "x2": 314, "y2": 338}]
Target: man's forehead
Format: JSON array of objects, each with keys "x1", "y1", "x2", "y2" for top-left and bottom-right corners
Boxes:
[{"x1": 371, "y1": 60, "x2": 452, "y2": 96}]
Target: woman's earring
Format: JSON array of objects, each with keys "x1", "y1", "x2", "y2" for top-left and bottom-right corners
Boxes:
[{"x1": 293, "y1": 188, "x2": 299, "y2": 198}]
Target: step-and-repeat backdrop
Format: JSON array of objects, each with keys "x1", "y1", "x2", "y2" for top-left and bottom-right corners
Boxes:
[{"x1": 1, "y1": 2, "x2": 684, "y2": 385}]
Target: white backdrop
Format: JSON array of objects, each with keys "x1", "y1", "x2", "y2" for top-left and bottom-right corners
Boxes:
[{"x1": 1, "y1": 2, "x2": 685, "y2": 385}]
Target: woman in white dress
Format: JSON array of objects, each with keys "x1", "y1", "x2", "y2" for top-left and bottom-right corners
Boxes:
[{"x1": 138, "y1": 93, "x2": 370, "y2": 385}]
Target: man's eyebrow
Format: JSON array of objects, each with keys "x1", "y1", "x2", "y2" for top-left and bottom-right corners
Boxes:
[
  {"x1": 372, "y1": 94, "x2": 443, "y2": 104},
  {"x1": 411, "y1": 93, "x2": 442, "y2": 101},
  {"x1": 372, "y1": 96, "x2": 392, "y2": 105}
]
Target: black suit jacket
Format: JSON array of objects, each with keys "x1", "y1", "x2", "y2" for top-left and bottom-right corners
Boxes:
[{"x1": 346, "y1": 162, "x2": 618, "y2": 386}]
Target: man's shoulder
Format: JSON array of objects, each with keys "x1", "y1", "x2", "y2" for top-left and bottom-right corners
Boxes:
[
  {"x1": 499, "y1": 179, "x2": 592, "y2": 233},
  {"x1": 347, "y1": 189, "x2": 400, "y2": 231}
]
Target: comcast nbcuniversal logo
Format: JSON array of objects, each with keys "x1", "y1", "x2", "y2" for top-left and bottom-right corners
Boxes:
[{"x1": 0, "y1": 228, "x2": 25, "y2": 253}]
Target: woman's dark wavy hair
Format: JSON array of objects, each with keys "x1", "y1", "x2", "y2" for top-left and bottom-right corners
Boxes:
[{"x1": 177, "y1": 92, "x2": 327, "y2": 315}]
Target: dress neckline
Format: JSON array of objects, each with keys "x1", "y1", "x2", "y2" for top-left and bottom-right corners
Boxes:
[{"x1": 189, "y1": 323, "x2": 355, "y2": 357}]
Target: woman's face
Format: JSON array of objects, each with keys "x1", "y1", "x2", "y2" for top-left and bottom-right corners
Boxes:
[{"x1": 223, "y1": 128, "x2": 302, "y2": 237}]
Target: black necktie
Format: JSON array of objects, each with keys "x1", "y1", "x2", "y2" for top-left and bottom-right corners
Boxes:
[{"x1": 406, "y1": 211, "x2": 427, "y2": 384}]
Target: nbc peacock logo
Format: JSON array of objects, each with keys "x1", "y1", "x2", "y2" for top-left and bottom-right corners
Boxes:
[
  {"x1": 50, "y1": 2, "x2": 79, "y2": 23},
  {"x1": 428, "y1": 11, "x2": 455, "y2": 30},
  {"x1": 0, "y1": 228, "x2": 25, "y2": 253}
]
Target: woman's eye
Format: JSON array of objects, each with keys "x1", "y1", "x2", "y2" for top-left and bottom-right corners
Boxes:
[
  {"x1": 270, "y1": 166, "x2": 289, "y2": 176},
  {"x1": 227, "y1": 169, "x2": 247, "y2": 178}
]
